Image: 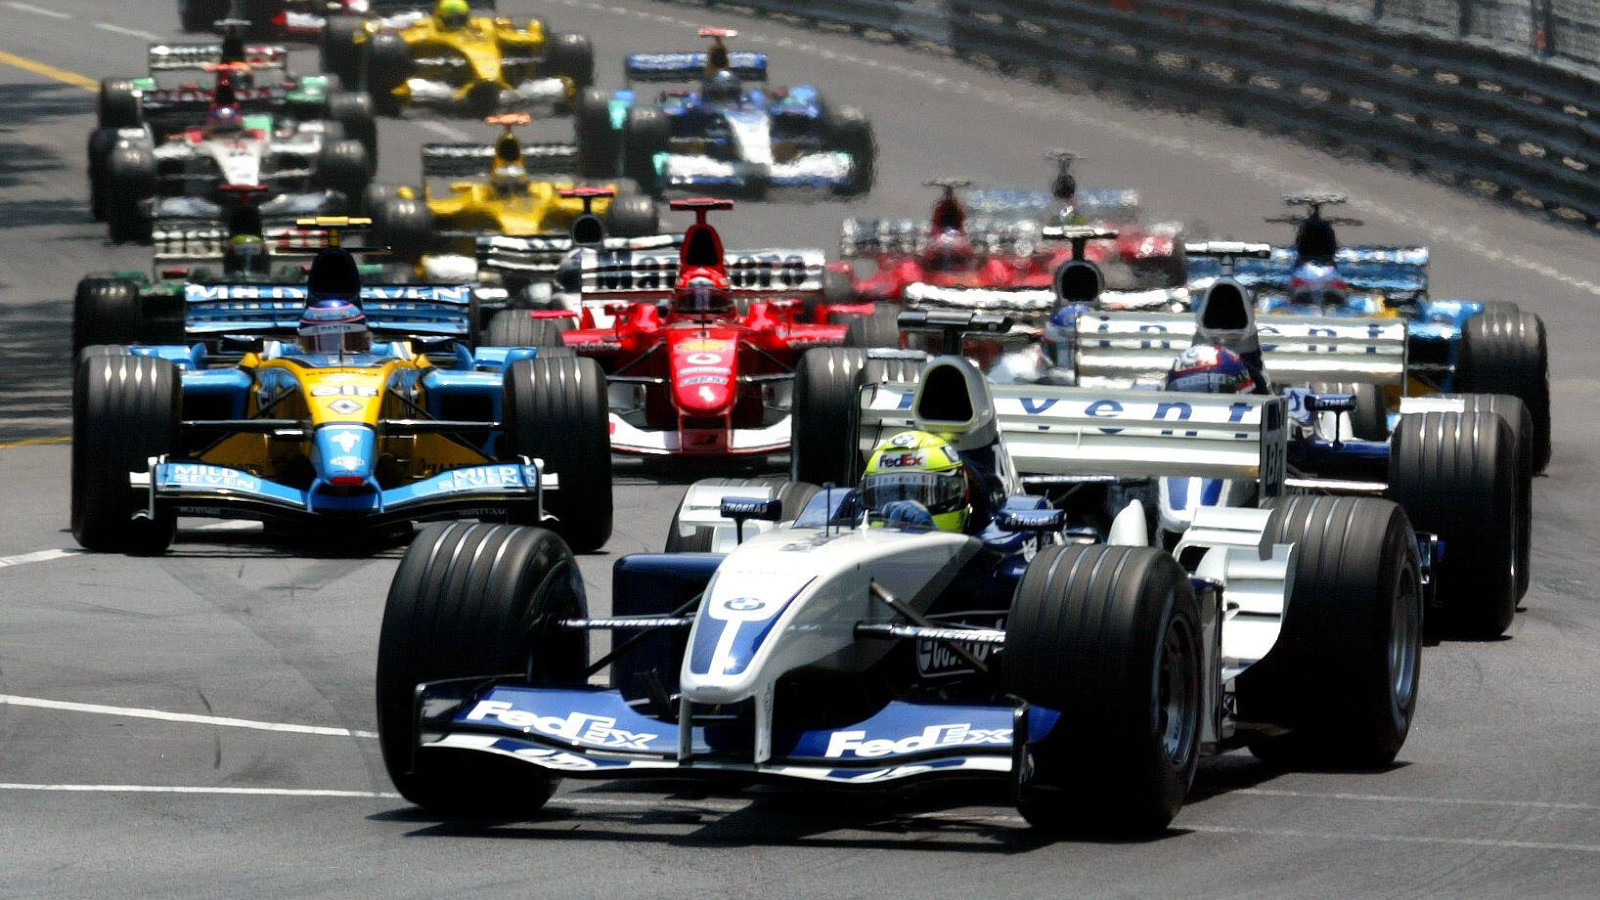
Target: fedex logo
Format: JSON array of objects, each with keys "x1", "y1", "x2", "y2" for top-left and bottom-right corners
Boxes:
[
  {"x1": 825, "y1": 723, "x2": 1011, "y2": 759},
  {"x1": 466, "y1": 701, "x2": 658, "y2": 750}
]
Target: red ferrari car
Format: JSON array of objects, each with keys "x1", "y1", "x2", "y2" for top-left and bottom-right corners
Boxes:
[
  {"x1": 832, "y1": 157, "x2": 1186, "y2": 305},
  {"x1": 528, "y1": 198, "x2": 888, "y2": 457}
]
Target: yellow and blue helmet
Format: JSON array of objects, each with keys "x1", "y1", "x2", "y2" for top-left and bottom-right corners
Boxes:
[
  {"x1": 435, "y1": 0, "x2": 471, "y2": 30},
  {"x1": 861, "y1": 430, "x2": 970, "y2": 534}
]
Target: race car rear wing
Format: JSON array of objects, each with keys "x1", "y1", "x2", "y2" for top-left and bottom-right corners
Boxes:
[
  {"x1": 575, "y1": 246, "x2": 828, "y2": 298},
  {"x1": 624, "y1": 52, "x2": 768, "y2": 83},
  {"x1": 420, "y1": 142, "x2": 579, "y2": 179},
  {"x1": 147, "y1": 43, "x2": 287, "y2": 72},
  {"x1": 183, "y1": 283, "x2": 478, "y2": 339},
  {"x1": 153, "y1": 221, "x2": 333, "y2": 264},
  {"x1": 1072, "y1": 311, "x2": 1409, "y2": 387},
  {"x1": 859, "y1": 377, "x2": 1288, "y2": 488},
  {"x1": 477, "y1": 233, "x2": 680, "y2": 277},
  {"x1": 1185, "y1": 245, "x2": 1429, "y2": 295}
]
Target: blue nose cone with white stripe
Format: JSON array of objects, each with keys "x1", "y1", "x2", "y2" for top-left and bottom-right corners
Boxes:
[{"x1": 313, "y1": 424, "x2": 376, "y2": 484}]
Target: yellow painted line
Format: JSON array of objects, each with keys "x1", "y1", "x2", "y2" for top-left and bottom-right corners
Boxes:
[
  {"x1": 0, "y1": 49, "x2": 96, "y2": 92},
  {"x1": 0, "y1": 436, "x2": 70, "y2": 450}
]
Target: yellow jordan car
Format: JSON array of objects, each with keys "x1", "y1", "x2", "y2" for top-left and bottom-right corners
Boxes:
[
  {"x1": 370, "y1": 114, "x2": 660, "y2": 281},
  {"x1": 322, "y1": 0, "x2": 593, "y2": 116}
]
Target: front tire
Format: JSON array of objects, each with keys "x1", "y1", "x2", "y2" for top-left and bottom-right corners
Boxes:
[
  {"x1": 575, "y1": 88, "x2": 619, "y2": 178},
  {"x1": 1309, "y1": 380, "x2": 1387, "y2": 441},
  {"x1": 484, "y1": 310, "x2": 571, "y2": 348},
  {"x1": 501, "y1": 357, "x2": 613, "y2": 552},
  {"x1": 71, "y1": 352, "x2": 179, "y2": 554},
  {"x1": 621, "y1": 108, "x2": 669, "y2": 196},
  {"x1": 1460, "y1": 308, "x2": 1550, "y2": 473},
  {"x1": 376, "y1": 522, "x2": 588, "y2": 813},
  {"x1": 1005, "y1": 544, "x2": 1201, "y2": 835},
  {"x1": 105, "y1": 147, "x2": 155, "y2": 243},
  {"x1": 790, "y1": 347, "x2": 868, "y2": 487}
]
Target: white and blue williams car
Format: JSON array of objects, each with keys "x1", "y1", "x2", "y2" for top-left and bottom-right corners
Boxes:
[{"x1": 377, "y1": 353, "x2": 1424, "y2": 835}]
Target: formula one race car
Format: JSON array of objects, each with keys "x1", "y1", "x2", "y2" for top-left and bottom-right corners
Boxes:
[
  {"x1": 177, "y1": 2, "x2": 454, "y2": 39},
  {"x1": 73, "y1": 186, "x2": 402, "y2": 353},
  {"x1": 834, "y1": 156, "x2": 1185, "y2": 305},
  {"x1": 72, "y1": 219, "x2": 612, "y2": 555},
  {"x1": 376, "y1": 351, "x2": 1423, "y2": 834},
  {"x1": 576, "y1": 29, "x2": 875, "y2": 197},
  {"x1": 503, "y1": 198, "x2": 891, "y2": 457},
  {"x1": 322, "y1": 0, "x2": 591, "y2": 117},
  {"x1": 369, "y1": 114, "x2": 660, "y2": 282},
  {"x1": 1186, "y1": 194, "x2": 1551, "y2": 470}
]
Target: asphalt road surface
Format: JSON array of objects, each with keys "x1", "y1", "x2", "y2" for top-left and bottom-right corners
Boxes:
[{"x1": 2, "y1": 1, "x2": 1599, "y2": 897}]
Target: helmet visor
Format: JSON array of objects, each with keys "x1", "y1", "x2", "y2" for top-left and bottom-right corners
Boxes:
[{"x1": 860, "y1": 470, "x2": 966, "y2": 517}]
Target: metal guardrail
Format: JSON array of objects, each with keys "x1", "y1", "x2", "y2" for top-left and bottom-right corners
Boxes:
[{"x1": 662, "y1": 0, "x2": 1600, "y2": 225}]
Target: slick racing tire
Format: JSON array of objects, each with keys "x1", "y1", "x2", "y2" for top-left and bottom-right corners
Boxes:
[
  {"x1": 87, "y1": 126, "x2": 122, "y2": 222},
  {"x1": 98, "y1": 79, "x2": 142, "y2": 129},
  {"x1": 844, "y1": 303, "x2": 902, "y2": 349},
  {"x1": 575, "y1": 88, "x2": 620, "y2": 178},
  {"x1": 73, "y1": 278, "x2": 142, "y2": 355},
  {"x1": 826, "y1": 106, "x2": 875, "y2": 196},
  {"x1": 1437, "y1": 393, "x2": 1533, "y2": 601},
  {"x1": 71, "y1": 352, "x2": 179, "y2": 554},
  {"x1": 790, "y1": 347, "x2": 869, "y2": 487},
  {"x1": 1004, "y1": 544, "x2": 1201, "y2": 836},
  {"x1": 324, "y1": 91, "x2": 377, "y2": 161},
  {"x1": 1460, "y1": 308, "x2": 1550, "y2": 473},
  {"x1": 105, "y1": 147, "x2": 155, "y2": 244},
  {"x1": 501, "y1": 356, "x2": 613, "y2": 552},
  {"x1": 545, "y1": 33, "x2": 595, "y2": 92},
  {"x1": 1236, "y1": 496, "x2": 1422, "y2": 768},
  {"x1": 1309, "y1": 381, "x2": 1388, "y2": 442},
  {"x1": 1388, "y1": 411, "x2": 1518, "y2": 639},
  {"x1": 322, "y1": 16, "x2": 366, "y2": 86},
  {"x1": 664, "y1": 478, "x2": 819, "y2": 552},
  {"x1": 316, "y1": 140, "x2": 373, "y2": 210},
  {"x1": 604, "y1": 195, "x2": 659, "y2": 238},
  {"x1": 485, "y1": 310, "x2": 571, "y2": 349},
  {"x1": 377, "y1": 522, "x2": 588, "y2": 814},
  {"x1": 373, "y1": 195, "x2": 433, "y2": 263},
  {"x1": 362, "y1": 32, "x2": 413, "y2": 117},
  {"x1": 621, "y1": 108, "x2": 670, "y2": 197}
]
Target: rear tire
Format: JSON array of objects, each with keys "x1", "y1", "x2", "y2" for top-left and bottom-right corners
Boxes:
[
  {"x1": 1436, "y1": 393, "x2": 1533, "y2": 601},
  {"x1": 790, "y1": 347, "x2": 868, "y2": 487},
  {"x1": 1005, "y1": 544, "x2": 1200, "y2": 835},
  {"x1": 106, "y1": 147, "x2": 155, "y2": 243},
  {"x1": 322, "y1": 16, "x2": 366, "y2": 87},
  {"x1": 1460, "y1": 308, "x2": 1550, "y2": 473},
  {"x1": 374, "y1": 195, "x2": 433, "y2": 263},
  {"x1": 827, "y1": 106, "x2": 875, "y2": 196},
  {"x1": 1236, "y1": 496, "x2": 1421, "y2": 767},
  {"x1": 485, "y1": 310, "x2": 571, "y2": 348},
  {"x1": 621, "y1": 108, "x2": 669, "y2": 196},
  {"x1": 71, "y1": 352, "x2": 179, "y2": 554},
  {"x1": 545, "y1": 33, "x2": 594, "y2": 91},
  {"x1": 1387, "y1": 411, "x2": 1518, "y2": 638},
  {"x1": 604, "y1": 195, "x2": 658, "y2": 238},
  {"x1": 98, "y1": 79, "x2": 142, "y2": 128},
  {"x1": 87, "y1": 126, "x2": 122, "y2": 221},
  {"x1": 376, "y1": 522, "x2": 588, "y2": 813},
  {"x1": 73, "y1": 278, "x2": 142, "y2": 355},
  {"x1": 501, "y1": 357, "x2": 613, "y2": 552},
  {"x1": 316, "y1": 140, "x2": 372, "y2": 210},
  {"x1": 362, "y1": 32, "x2": 412, "y2": 117},
  {"x1": 844, "y1": 303, "x2": 900, "y2": 349},
  {"x1": 1309, "y1": 381, "x2": 1387, "y2": 441},
  {"x1": 325, "y1": 91, "x2": 377, "y2": 161},
  {"x1": 575, "y1": 88, "x2": 619, "y2": 178}
]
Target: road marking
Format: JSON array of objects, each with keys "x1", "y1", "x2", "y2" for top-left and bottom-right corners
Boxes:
[
  {"x1": 0, "y1": 548, "x2": 81, "y2": 569},
  {"x1": 1236, "y1": 787, "x2": 1600, "y2": 812},
  {"x1": 0, "y1": 436, "x2": 70, "y2": 450},
  {"x1": 0, "y1": 783, "x2": 399, "y2": 799},
  {"x1": 0, "y1": 695, "x2": 379, "y2": 739},
  {"x1": 0, "y1": 49, "x2": 96, "y2": 91},
  {"x1": 94, "y1": 22, "x2": 163, "y2": 41},
  {"x1": 4, "y1": 1, "x2": 69, "y2": 19},
  {"x1": 1184, "y1": 823, "x2": 1600, "y2": 855},
  {"x1": 419, "y1": 120, "x2": 471, "y2": 141}
]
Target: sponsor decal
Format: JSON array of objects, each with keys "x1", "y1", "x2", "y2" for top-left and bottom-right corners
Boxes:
[
  {"x1": 167, "y1": 465, "x2": 261, "y2": 492},
  {"x1": 326, "y1": 398, "x2": 363, "y2": 416},
  {"x1": 679, "y1": 338, "x2": 733, "y2": 352},
  {"x1": 312, "y1": 385, "x2": 380, "y2": 398},
  {"x1": 681, "y1": 351, "x2": 725, "y2": 366},
  {"x1": 877, "y1": 452, "x2": 925, "y2": 469},
  {"x1": 681, "y1": 375, "x2": 727, "y2": 386},
  {"x1": 328, "y1": 431, "x2": 362, "y2": 453},
  {"x1": 466, "y1": 701, "x2": 658, "y2": 751},
  {"x1": 916, "y1": 615, "x2": 1004, "y2": 677},
  {"x1": 722, "y1": 597, "x2": 766, "y2": 612},
  {"x1": 888, "y1": 433, "x2": 922, "y2": 448},
  {"x1": 678, "y1": 366, "x2": 732, "y2": 376},
  {"x1": 443, "y1": 466, "x2": 525, "y2": 491},
  {"x1": 329, "y1": 455, "x2": 364, "y2": 471},
  {"x1": 824, "y1": 724, "x2": 1012, "y2": 759}
]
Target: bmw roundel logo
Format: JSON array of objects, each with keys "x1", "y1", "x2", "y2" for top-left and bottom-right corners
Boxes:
[{"x1": 723, "y1": 597, "x2": 766, "y2": 612}]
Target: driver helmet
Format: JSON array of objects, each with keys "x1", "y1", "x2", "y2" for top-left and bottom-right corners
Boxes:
[
  {"x1": 298, "y1": 297, "x2": 372, "y2": 355},
  {"x1": 1164, "y1": 345, "x2": 1257, "y2": 395},
  {"x1": 674, "y1": 269, "x2": 732, "y2": 316},
  {"x1": 1288, "y1": 262, "x2": 1350, "y2": 310},
  {"x1": 490, "y1": 162, "x2": 530, "y2": 199},
  {"x1": 224, "y1": 234, "x2": 270, "y2": 278},
  {"x1": 860, "y1": 431, "x2": 971, "y2": 534},
  {"x1": 434, "y1": 0, "x2": 471, "y2": 31},
  {"x1": 703, "y1": 68, "x2": 744, "y2": 106},
  {"x1": 205, "y1": 105, "x2": 245, "y2": 137},
  {"x1": 923, "y1": 230, "x2": 974, "y2": 273}
]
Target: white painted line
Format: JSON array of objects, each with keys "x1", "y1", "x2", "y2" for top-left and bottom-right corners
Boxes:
[
  {"x1": 0, "y1": 783, "x2": 399, "y2": 799},
  {"x1": 4, "y1": 2, "x2": 70, "y2": 19},
  {"x1": 0, "y1": 695, "x2": 379, "y2": 739},
  {"x1": 1184, "y1": 823, "x2": 1600, "y2": 855},
  {"x1": 1236, "y1": 787, "x2": 1600, "y2": 812},
  {"x1": 419, "y1": 120, "x2": 471, "y2": 141},
  {"x1": 94, "y1": 22, "x2": 163, "y2": 41},
  {"x1": 0, "y1": 548, "x2": 81, "y2": 569}
]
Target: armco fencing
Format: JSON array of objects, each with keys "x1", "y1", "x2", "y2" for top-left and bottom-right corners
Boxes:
[{"x1": 668, "y1": 0, "x2": 1600, "y2": 225}]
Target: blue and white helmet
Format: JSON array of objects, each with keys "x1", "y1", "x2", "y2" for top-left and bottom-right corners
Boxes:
[
  {"x1": 297, "y1": 297, "x2": 370, "y2": 354},
  {"x1": 1289, "y1": 262, "x2": 1350, "y2": 309},
  {"x1": 1164, "y1": 344, "x2": 1257, "y2": 395}
]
